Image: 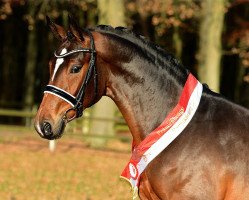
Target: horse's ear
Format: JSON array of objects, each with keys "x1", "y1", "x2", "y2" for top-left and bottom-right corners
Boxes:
[
  {"x1": 46, "y1": 16, "x2": 66, "y2": 41},
  {"x1": 68, "y1": 15, "x2": 84, "y2": 41}
]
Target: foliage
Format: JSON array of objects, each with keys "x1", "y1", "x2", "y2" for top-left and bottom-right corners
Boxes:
[
  {"x1": 224, "y1": 0, "x2": 249, "y2": 83},
  {"x1": 0, "y1": 0, "x2": 248, "y2": 113},
  {"x1": 126, "y1": 0, "x2": 200, "y2": 36}
]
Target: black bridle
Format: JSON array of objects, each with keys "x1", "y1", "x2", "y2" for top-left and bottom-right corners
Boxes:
[{"x1": 44, "y1": 29, "x2": 97, "y2": 122}]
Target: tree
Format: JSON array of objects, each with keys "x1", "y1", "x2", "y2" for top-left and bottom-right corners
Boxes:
[
  {"x1": 222, "y1": 1, "x2": 249, "y2": 107},
  {"x1": 98, "y1": 0, "x2": 125, "y2": 26},
  {"x1": 23, "y1": 0, "x2": 38, "y2": 117},
  {"x1": 197, "y1": 0, "x2": 227, "y2": 92},
  {"x1": 88, "y1": 0, "x2": 126, "y2": 148},
  {"x1": 0, "y1": 1, "x2": 26, "y2": 111}
]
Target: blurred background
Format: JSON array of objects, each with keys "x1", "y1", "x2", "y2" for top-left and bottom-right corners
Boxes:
[{"x1": 0, "y1": 0, "x2": 248, "y2": 199}]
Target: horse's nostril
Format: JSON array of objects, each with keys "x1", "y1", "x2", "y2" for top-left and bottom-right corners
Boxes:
[{"x1": 42, "y1": 122, "x2": 53, "y2": 136}]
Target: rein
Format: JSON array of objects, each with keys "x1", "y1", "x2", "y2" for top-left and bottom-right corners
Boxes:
[{"x1": 44, "y1": 29, "x2": 97, "y2": 122}]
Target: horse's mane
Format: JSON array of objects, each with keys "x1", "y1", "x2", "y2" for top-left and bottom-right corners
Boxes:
[
  {"x1": 93, "y1": 25, "x2": 174, "y2": 60},
  {"x1": 91, "y1": 25, "x2": 188, "y2": 83},
  {"x1": 94, "y1": 25, "x2": 158, "y2": 50}
]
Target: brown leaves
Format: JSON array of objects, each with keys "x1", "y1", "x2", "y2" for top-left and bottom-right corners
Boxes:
[
  {"x1": 126, "y1": 0, "x2": 200, "y2": 36},
  {"x1": 0, "y1": 0, "x2": 12, "y2": 20}
]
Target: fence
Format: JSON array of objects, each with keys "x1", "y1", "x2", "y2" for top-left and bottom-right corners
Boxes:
[{"x1": 0, "y1": 108, "x2": 131, "y2": 152}]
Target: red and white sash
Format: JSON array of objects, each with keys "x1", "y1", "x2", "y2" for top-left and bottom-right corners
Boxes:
[{"x1": 120, "y1": 74, "x2": 203, "y2": 199}]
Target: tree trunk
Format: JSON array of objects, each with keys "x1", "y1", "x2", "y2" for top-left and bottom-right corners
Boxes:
[
  {"x1": 173, "y1": 26, "x2": 182, "y2": 59},
  {"x1": 197, "y1": 0, "x2": 226, "y2": 92},
  {"x1": 97, "y1": 0, "x2": 126, "y2": 26},
  {"x1": 23, "y1": 1, "x2": 38, "y2": 126},
  {"x1": 0, "y1": 14, "x2": 25, "y2": 109},
  {"x1": 88, "y1": 0, "x2": 126, "y2": 148},
  {"x1": 0, "y1": 20, "x2": 17, "y2": 106}
]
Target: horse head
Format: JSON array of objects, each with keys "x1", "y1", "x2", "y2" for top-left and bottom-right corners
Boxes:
[{"x1": 34, "y1": 16, "x2": 106, "y2": 140}]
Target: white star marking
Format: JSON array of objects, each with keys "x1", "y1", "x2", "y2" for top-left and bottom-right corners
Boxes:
[{"x1": 52, "y1": 48, "x2": 67, "y2": 81}]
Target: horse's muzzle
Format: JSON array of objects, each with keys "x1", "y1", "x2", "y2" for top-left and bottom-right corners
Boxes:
[{"x1": 34, "y1": 119, "x2": 66, "y2": 140}]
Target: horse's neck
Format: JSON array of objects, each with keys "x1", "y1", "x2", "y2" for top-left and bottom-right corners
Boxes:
[
  {"x1": 106, "y1": 58, "x2": 186, "y2": 145},
  {"x1": 95, "y1": 31, "x2": 187, "y2": 145}
]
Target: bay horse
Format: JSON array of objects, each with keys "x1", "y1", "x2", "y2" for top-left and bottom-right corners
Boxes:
[{"x1": 34, "y1": 16, "x2": 249, "y2": 200}]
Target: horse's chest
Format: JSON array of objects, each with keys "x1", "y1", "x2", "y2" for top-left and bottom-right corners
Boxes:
[{"x1": 138, "y1": 172, "x2": 162, "y2": 200}]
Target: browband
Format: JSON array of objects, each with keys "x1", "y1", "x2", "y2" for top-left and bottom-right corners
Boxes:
[{"x1": 54, "y1": 48, "x2": 96, "y2": 58}]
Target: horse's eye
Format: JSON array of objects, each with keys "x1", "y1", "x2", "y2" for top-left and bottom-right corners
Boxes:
[{"x1": 70, "y1": 65, "x2": 82, "y2": 74}]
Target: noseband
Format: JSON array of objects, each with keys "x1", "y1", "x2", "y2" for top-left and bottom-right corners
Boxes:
[{"x1": 44, "y1": 29, "x2": 97, "y2": 122}]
